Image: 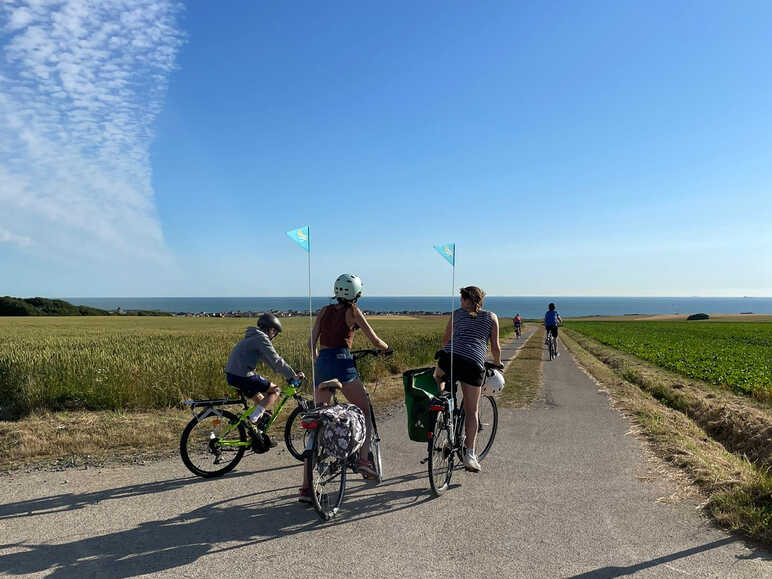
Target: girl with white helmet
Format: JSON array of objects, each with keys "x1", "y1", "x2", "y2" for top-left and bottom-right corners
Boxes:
[{"x1": 298, "y1": 274, "x2": 390, "y2": 503}]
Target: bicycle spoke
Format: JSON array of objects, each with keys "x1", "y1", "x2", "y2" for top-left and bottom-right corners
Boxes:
[{"x1": 180, "y1": 411, "x2": 247, "y2": 478}]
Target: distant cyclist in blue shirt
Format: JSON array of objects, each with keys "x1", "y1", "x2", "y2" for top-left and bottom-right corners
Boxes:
[{"x1": 544, "y1": 303, "x2": 563, "y2": 355}]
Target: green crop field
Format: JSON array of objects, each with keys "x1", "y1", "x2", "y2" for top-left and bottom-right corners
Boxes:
[
  {"x1": 567, "y1": 321, "x2": 772, "y2": 398},
  {"x1": 0, "y1": 314, "x2": 511, "y2": 418}
]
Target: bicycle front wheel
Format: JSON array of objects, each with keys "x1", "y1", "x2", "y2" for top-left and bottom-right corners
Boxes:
[
  {"x1": 428, "y1": 411, "x2": 454, "y2": 497},
  {"x1": 307, "y1": 433, "x2": 347, "y2": 521},
  {"x1": 284, "y1": 404, "x2": 309, "y2": 462},
  {"x1": 370, "y1": 406, "x2": 383, "y2": 483},
  {"x1": 180, "y1": 409, "x2": 247, "y2": 478},
  {"x1": 475, "y1": 395, "x2": 498, "y2": 461},
  {"x1": 371, "y1": 437, "x2": 383, "y2": 484}
]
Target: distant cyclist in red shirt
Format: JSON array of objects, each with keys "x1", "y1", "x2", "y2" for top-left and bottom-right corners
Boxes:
[{"x1": 513, "y1": 313, "x2": 522, "y2": 337}]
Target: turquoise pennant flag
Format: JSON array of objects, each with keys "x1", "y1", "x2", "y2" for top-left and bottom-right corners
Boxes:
[
  {"x1": 286, "y1": 226, "x2": 310, "y2": 252},
  {"x1": 433, "y1": 243, "x2": 455, "y2": 266}
]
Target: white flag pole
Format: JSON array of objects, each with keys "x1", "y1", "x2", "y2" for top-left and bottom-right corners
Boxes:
[
  {"x1": 450, "y1": 249, "x2": 455, "y2": 407},
  {"x1": 308, "y1": 228, "x2": 316, "y2": 405}
]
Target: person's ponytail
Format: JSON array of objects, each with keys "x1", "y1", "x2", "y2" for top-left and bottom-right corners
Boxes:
[{"x1": 460, "y1": 286, "x2": 485, "y2": 318}]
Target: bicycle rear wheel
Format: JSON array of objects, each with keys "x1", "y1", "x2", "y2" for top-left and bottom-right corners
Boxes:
[
  {"x1": 307, "y1": 433, "x2": 347, "y2": 520},
  {"x1": 428, "y1": 410, "x2": 454, "y2": 497},
  {"x1": 284, "y1": 404, "x2": 309, "y2": 462},
  {"x1": 180, "y1": 409, "x2": 247, "y2": 478}
]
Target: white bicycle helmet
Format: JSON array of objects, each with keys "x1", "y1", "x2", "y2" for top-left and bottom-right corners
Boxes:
[
  {"x1": 481, "y1": 368, "x2": 505, "y2": 395},
  {"x1": 334, "y1": 274, "x2": 363, "y2": 301}
]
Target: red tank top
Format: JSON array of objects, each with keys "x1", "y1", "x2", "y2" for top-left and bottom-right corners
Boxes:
[{"x1": 319, "y1": 305, "x2": 355, "y2": 349}]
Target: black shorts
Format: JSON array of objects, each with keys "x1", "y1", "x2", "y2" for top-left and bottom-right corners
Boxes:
[
  {"x1": 435, "y1": 350, "x2": 485, "y2": 387},
  {"x1": 226, "y1": 373, "x2": 271, "y2": 398},
  {"x1": 546, "y1": 325, "x2": 558, "y2": 337}
]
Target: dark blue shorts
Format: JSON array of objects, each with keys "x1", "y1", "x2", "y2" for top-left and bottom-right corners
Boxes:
[
  {"x1": 226, "y1": 373, "x2": 271, "y2": 398},
  {"x1": 546, "y1": 325, "x2": 558, "y2": 337},
  {"x1": 315, "y1": 348, "x2": 359, "y2": 386}
]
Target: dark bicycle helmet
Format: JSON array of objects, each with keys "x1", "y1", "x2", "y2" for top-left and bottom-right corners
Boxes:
[{"x1": 257, "y1": 312, "x2": 282, "y2": 334}]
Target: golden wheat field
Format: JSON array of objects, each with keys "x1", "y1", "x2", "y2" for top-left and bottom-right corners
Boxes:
[{"x1": 0, "y1": 315, "x2": 513, "y2": 418}]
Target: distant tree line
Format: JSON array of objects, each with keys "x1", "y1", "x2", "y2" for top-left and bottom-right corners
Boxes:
[{"x1": 0, "y1": 297, "x2": 170, "y2": 316}]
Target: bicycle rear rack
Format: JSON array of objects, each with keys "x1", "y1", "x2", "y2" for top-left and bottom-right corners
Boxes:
[{"x1": 182, "y1": 397, "x2": 244, "y2": 408}]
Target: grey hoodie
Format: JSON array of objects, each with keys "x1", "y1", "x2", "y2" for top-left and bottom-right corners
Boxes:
[{"x1": 225, "y1": 327, "x2": 296, "y2": 380}]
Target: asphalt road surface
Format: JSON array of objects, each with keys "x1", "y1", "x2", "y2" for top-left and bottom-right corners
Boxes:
[{"x1": 1, "y1": 337, "x2": 769, "y2": 577}]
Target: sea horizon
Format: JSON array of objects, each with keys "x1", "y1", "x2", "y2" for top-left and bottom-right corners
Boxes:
[{"x1": 64, "y1": 296, "x2": 772, "y2": 319}]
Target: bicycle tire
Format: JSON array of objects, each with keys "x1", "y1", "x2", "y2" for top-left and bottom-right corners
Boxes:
[
  {"x1": 180, "y1": 409, "x2": 246, "y2": 478},
  {"x1": 370, "y1": 405, "x2": 383, "y2": 483},
  {"x1": 428, "y1": 410, "x2": 454, "y2": 497},
  {"x1": 475, "y1": 395, "x2": 498, "y2": 460},
  {"x1": 284, "y1": 404, "x2": 309, "y2": 462},
  {"x1": 307, "y1": 431, "x2": 347, "y2": 521},
  {"x1": 372, "y1": 438, "x2": 383, "y2": 483}
]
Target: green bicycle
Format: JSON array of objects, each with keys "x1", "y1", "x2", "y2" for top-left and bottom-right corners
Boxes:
[{"x1": 180, "y1": 376, "x2": 312, "y2": 478}]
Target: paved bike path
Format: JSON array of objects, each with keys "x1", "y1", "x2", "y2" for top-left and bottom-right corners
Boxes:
[{"x1": 0, "y1": 342, "x2": 768, "y2": 577}]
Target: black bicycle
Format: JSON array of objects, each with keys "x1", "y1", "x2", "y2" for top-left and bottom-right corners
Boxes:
[
  {"x1": 545, "y1": 326, "x2": 560, "y2": 360},
  {"x1": 426, "y1": 361, "x2": 501, "y2": 497},
  {"x1": 180, "y1": 376, "x2": 312, "y2": 478},
  {"x1": 302, "y1": 349, "x2": 392, "y2": 520}
]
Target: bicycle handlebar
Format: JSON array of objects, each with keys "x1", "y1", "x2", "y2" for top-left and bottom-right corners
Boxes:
[
  {"x1": 287, "y1": 375, "x2": 306, "y2": 387},
  {"x1": 484, "y1": 361, "x2": 504, "y2": 370}
]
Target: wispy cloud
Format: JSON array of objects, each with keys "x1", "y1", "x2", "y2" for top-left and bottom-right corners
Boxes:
[
  {"x1": 0, "y1": 225, "x2": 31, "y2": 247},
  {"x1": 0, "y1": 0, "x2": 183, "y2": 265}
]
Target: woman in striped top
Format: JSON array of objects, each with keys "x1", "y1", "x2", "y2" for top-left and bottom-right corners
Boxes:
[{"x1": 433, "y1": 286, "x2": 502, "y2": 473}]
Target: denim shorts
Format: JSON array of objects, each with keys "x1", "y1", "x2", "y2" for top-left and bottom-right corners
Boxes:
[{"x1": 315, "y1": 348, "x2": 359, "y2": 386}]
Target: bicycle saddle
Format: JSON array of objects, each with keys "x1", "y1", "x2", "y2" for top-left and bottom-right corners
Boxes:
[{"x1": 317, "y1": 379, "x2": 343, "y2": 392}]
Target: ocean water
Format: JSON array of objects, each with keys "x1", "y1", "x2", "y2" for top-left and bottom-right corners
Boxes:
[{"x1": 65, "y1": 296, "x2": 772, "y2": 319}]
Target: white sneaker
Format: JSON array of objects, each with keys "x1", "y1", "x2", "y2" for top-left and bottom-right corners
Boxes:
[{"x1": 463, "y1": 450, "x2": 481, "y2": 473}]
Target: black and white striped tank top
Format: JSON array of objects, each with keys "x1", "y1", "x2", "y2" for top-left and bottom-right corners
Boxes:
[{"x1": 443, "y1": 308, "x2": 492, "y2": 368}]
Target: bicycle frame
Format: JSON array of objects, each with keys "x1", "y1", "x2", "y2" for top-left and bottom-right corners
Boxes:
[{"x1": 183, "y1": 380, "x2": 306, "y2": 450}]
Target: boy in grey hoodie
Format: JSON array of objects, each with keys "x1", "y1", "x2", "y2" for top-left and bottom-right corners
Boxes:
[{"x1": 225, "y1": 313, "x2": 303, "y2": 424}]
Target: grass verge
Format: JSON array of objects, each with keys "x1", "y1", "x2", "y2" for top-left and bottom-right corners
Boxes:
[
  {"x1": 561, "y1": 331, "x2": 772, "y2": 545},
  {"x1": 499, "y1": 327, "x2": 544, "y2": 408},
  {"x1": 0, "y1": 371, "x2": 409, "y2": 473},
  {"x1": 565, "y1": 329, "x2": 771, "y2": 468}
]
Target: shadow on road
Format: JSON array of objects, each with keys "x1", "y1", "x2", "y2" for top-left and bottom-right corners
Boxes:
[
  {"x1": 0, "y1": 468, "x2": 436, "y2": 577},
  {"x1": 567, "y1": 537, "x2": 771, "y2": 578},
  {"x1": 0, "y1": 462, "x2": 301, "y2": 521}
]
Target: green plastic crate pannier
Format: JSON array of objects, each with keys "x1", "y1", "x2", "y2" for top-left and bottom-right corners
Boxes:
[{"x1": 403, "y1": 367, "x2": 441, "y2": 442}]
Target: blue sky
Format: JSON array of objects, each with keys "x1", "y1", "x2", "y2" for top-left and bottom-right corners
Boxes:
[{"x1": 1, "y1": 1, "x2": 770, "y2": 297}]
